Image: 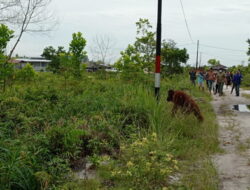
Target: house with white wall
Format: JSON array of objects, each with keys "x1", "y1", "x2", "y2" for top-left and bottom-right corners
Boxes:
[{"x1": 13, "y1": 57, "x2": 51, "y2": 72}]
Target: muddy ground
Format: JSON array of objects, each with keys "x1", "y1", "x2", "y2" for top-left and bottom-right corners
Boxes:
[{"x1": 212, "y1": 88, "x2": 250, "y2": 190}]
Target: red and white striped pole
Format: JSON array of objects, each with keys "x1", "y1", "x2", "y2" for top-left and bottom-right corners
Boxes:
[{"x1": 155, "y1": 0, "x2": 162, "y2": 100}]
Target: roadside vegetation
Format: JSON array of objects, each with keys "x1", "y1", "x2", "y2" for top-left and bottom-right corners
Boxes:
[{"x1": 0, "y1": 71, "x2": 220, "y2": 189}]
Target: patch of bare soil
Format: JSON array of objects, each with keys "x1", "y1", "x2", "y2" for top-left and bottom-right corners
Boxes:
[{"x1": 212, "y1": 88, "x2": 250, "y2": 190}]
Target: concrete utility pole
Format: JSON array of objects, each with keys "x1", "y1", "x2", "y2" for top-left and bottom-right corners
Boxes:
[
  {"x1": 199, "y1": 52, "x2": 202, "y2": 68},
  {"x1": 195, "y1": 40, "x2": 199, "y2": 69},
  {"x1": 155, "y1": 0, "x2": 162, "y2": 100}
]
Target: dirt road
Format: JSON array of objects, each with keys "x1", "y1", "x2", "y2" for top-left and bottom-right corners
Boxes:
[{"x1": 212, "y1": 88, "x2": 250, "y2": 190}]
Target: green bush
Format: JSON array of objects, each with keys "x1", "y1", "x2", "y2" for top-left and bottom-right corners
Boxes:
[
  {"x1": 46, "y1": 125, "x2": 85, "y2": 158},
  {"x1": 16, "y1": 63, "x2": 37, "y2": 81},
  {"x1": 101, "y1": 133, "x2": 178, "y2": 189},
  {"x1": 242, "y1": 73, "x2": 250, "y2": 87}
]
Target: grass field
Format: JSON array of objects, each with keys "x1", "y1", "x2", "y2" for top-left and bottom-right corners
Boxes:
[{"x1": 0, "y1": 72, "x2": 219, "y2": 190}]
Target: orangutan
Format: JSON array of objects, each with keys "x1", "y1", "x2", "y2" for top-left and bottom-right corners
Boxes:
[{"x1": 167, "y1": 90, "x2": 204, "y2": 122}]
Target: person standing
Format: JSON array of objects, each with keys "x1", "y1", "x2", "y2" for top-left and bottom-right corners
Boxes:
[
  {"x1": 231, "y1": 71, "x2": 236, "y2": 94},
  {"x1": 232, "y1": 70, "x2": 243, "y2": 96},
  {"x1": 207, "y1": 69, "x2": 216, "y2": 94},
  {"x1": 189, "y1": 69, "x2": 197, "y2": 86},
  {"x1": 205, "y1": 71, "x2": 209, "y2": 89},
  {"x1": 225, "y1": 72, "x2": 232, "y2": 89},
  {"x1": 213, "y1": 72, "x2": 218, "y2": 94},
  {"x1": 197, "y1": 71, "x2": 205, "y2": 91},
  {"x1": 216, "y1": 69, "x2": 226, "y2": 96}
]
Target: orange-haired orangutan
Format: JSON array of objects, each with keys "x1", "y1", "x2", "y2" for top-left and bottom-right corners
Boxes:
[{"x1": 167, "y1": 90, "x2": 204, "y2": 122}]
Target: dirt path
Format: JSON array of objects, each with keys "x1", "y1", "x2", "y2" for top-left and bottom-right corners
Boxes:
[{"x1": 212, "y1": 88, "x2": 250, "y2": 190}]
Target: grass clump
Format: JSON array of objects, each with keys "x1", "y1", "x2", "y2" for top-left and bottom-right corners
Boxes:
[{"x1": 100, "y1": 133, "x2": 177, "y2": 190}]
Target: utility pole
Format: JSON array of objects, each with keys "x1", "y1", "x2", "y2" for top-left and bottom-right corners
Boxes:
[
  {"x1": 155, "y1": 0, "x2": 162, "y2": 100},
  {"x1": 195, "y1": 40, "x2": 199, "y2": 69},
  {"x1": 199, "y1": 52, "x2": 202, "y2": 68}
]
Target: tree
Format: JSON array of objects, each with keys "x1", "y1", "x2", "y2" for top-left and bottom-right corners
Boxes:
[
  {"x1": 0, "y1": 24, "x2": 14, "y2": 54},
  {"x1": 114, "y1": 44, "x2": 143, "y2": 72},
  {"x1": 41, "y1": 46, "x2": 66, "y2": 73},
  {"x1": 69, "y1": 32, "x2": 87, "y2": 77},
  {"x1": 134, "y1": 18, "x2": 156, "y2": 71},
  {"x1": 4, "y1": 0, "x2": 56, "y2": 59},
  {"x1": 0, "y1": 55, "x2": 14, "y2": 91},
  {"x1": 115, "y1": 18, "x2": 156, "y2": 72},
  {"x1": 161, "y1": 40, "x2": 189, "y2": 75},
  {"x1": 0, "y1": 0, "x2": 19, "y2": 23},
  {"x1": 59, "y1": 53, "x2": 73, "y2": 89},
  {"x1": 0, "y1": 24, "x2": 14, "y2": 91},
  {"x1": 90, "y1": 35, "x2": 115, "y2": 64},
  {"x1": 207, "y1": 59, "x2": 220, "y2": 66}
]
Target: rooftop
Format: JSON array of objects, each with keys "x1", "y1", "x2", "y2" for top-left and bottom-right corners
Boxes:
[{"x1": 12, "y1": 57, "x2": 51, "y2": 63}]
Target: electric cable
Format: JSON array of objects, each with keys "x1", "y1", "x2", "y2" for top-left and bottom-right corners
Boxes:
[
  {"x1": 200, "y1": 44, "x2": 246, "y2": 52},
  {"x1": 179, "y1": 0, "x2": 194, "y2": 43}
]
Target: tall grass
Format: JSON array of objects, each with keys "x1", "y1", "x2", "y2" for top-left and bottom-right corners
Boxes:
[{"x1": 0, "y1": 72, "x2": 219, "y2": 189}]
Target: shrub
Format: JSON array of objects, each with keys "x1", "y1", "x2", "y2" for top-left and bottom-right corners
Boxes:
[
  {"x1": 0, "y1": 146, "x2": 39, "y2": 190},
  {"x1": 16, "y1": 63, "x2": 37, "y2": 81},
  {"x1": 242, "y1": 73, "x2": 250, "y2": 87},
  {"x1": 101, "y1": 133, "x2": 178, "y2": 189},
  {"x1": 46, "y1": 125, "x2": 85, "y2": 158}
]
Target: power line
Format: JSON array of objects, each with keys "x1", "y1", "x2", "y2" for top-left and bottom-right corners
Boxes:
[
  {"x1": 199, "y1": 52, "x2": 246, "y2": 63},
  {"x1": 179, "y1": 0, "x2": 194, "y2": 43},
  {"x1": 200, "y1": 44, "x2": 246, "y2": 52},
  {"x1": 178, "y1": 42, "x2": 246, "y2": 53}
]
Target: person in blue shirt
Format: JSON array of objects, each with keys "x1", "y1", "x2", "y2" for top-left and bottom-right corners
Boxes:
[
  {"x1": 232, "y1": 70, "x2": 243, "y2": 96},
  {"x1": 197, "y1": 71, "x2": 205, "y2": 91},
  {"x1": 189, "y1": 69, "x2": 197, "y2": 86}
]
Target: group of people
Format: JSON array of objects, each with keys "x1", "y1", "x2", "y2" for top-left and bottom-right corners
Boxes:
[{"x1": 189, "y1": 69, "x2": 243, "y2": 96}]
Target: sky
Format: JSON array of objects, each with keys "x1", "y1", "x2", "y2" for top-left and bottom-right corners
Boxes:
[{"x1": 8, "y1": 0, "x2": 250, "y2": 67}]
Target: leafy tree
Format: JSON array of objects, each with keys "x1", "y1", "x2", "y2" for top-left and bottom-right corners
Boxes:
[
  {"x1": 115, "y1": 45, "x2": 142, "y2": 72},
  {"x1": 134, "y1": 18, "x2": 156, "y2": 71},
  {"x1": 207, "y1": 59, "x2": 220, "y2": 66},
  {"x1": 115, "y1": 18, "x2": 156, "y2": 72},
  {"x1": 161, "y1": 40, "x2": 189, "y2": 75},
  {"x1": 41, "y1": 46, "x2": 66, "y2": 73},
  {"x1": 41, "y1": 46, "x2": 56, "y2": 60},
  {"x1": 116, "y1": 18, "x2": 189, "y2": 76},
  {"x1": 69, "y1": 32, "x2": 87, "y2": 77},
  {"x1": 0, "y1": 24, "x2": 14, "y2": 54},
  {"x1": 59, "y1": 53, "x2": 73, "y2": 89},
  {"x1": 0, "y1": 24, "x2": 14, "y2": 91},
  {"x1": 0, "y1": 55, "x2": 14, "y2": 90}
]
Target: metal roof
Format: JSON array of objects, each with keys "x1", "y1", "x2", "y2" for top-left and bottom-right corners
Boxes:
[
  {"x1": 15, "y1": 58, "x2": 51, "y2": 63},
  {"x1": 211, "y1": 64, "x2": 228, "y2": 70}
]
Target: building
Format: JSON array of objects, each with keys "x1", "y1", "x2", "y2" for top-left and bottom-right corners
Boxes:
[
  {"x1": 210, "y1": 64, "x2": 228, "y2": 71},
  {"x1": 12, "y1": 57, "x2": 51, "y2": 72},
  {"x1": 85, "y1": 61, "x2": 115, "y2": 72}
]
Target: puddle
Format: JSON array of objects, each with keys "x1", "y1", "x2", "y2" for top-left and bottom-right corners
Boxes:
[
  {"x1": 232, "y1": 105, "x2": 250, "y2": 112},
  {"x1": 74, "y1": 162, "x2": 97, "y2": 180}
]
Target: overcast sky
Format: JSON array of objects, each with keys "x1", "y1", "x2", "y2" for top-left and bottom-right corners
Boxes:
[{"x1": 9, "y1": 0, "x2": 250, "y2": 67}]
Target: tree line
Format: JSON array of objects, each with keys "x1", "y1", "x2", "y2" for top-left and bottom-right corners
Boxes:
[{"x1": 1, "y1": 0, "x2": 250, "y2": 90}]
